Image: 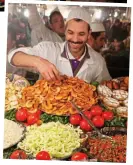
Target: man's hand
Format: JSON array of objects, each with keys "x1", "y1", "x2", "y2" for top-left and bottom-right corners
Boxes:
[{"x1": 34, "y1": 57, "x2": 60, "y2": 81}]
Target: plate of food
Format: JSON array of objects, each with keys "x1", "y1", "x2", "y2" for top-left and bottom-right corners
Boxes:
[
  {"x1": 18, "y1": 75, "x2": 98, "y2": 116},
  {"x1": 97, "y1": 77, "x2": 129, "y2": 116},
  {"x1": 87, "y1": 133, "x2": 127, "y2": 162},
  {"x1": 3, "y1": 119, "x2": 26, "y2": 150},
  {"x1": 17, "y1": 121, "x2": 88, "y2": 160}
]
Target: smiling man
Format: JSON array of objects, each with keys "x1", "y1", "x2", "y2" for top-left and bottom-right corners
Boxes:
[{"x1": 8, "y1": 7, "x2": 111, "y2": 83}]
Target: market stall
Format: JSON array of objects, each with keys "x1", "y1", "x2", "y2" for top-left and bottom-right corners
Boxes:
[{"x1": 3, "y1": 74, "x2": 128, "y2": 162}]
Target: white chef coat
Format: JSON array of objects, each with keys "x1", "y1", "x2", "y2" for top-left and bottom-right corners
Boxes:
[
  {"x1": 28, "y1": 4, "x2": 63, "y2": 46},
  {"x1": 8, "y1": 41, "x2": 111, "y2": 83},
  {"x1": 6, "y1": 48, "x2": 27, "y2": 77}
]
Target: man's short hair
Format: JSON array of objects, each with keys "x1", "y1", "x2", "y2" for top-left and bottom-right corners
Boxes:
[
  {"x1": 66, "y1": 18, "x2": 90, "y2": 32},
  {"x1": 115, "y1": 19, "x2": 120, "y2": 24},
  {"x1": 49, "y1": 11, "x2": 62, "y2": 24},
  {"x1": 91, "y1": 32, "x2": 102, "y2": 40}
]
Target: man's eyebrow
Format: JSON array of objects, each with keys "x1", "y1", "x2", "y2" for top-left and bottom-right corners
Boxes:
[{"x1": 67, "y1": 29, "x2": 73, "y2": 32}]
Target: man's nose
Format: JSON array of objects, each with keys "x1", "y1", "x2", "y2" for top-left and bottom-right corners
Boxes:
[{"x1": 72, "y1": 34, "x2": 79, "y2": 42}]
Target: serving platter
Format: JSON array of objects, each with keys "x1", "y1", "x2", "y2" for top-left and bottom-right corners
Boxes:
[{"x1": 3, "y1": 120, "x2": 26, "y2": 150}]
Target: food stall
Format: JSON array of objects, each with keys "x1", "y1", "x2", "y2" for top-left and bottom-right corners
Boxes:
[{"x1": 3, "y1": 74, "x2": 128, "y2": 162}]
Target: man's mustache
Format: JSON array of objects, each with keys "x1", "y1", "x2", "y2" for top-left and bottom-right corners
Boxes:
[{"x1": 68, "y1": 40, "x2": 83, "y2": 45}]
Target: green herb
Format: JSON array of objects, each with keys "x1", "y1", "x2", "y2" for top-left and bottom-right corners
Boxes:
[
  {"x1": 3, "y1": 145, "x2": 17, "y2": 159},
  {"x1": 104, "y1": 116, "x2": 127, "y2": 127},
  {"x1": 4, "y1": 109, "x2": 16, "y2": 121},
  {"x1": 91, "y1": 81, "x2": 99, "y2": 87},
  {"x1": 41, "y1": 112, "x2": 69, "y2": 124}
]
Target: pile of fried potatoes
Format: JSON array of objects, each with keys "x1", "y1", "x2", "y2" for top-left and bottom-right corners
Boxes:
[{"x1": 19, "y1": 75, "x2": 98, "y2": 115}]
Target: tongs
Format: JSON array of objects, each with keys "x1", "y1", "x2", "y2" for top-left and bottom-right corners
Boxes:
[{"x1": 70, "y1": 101, "x2": 113, "y2": 140}]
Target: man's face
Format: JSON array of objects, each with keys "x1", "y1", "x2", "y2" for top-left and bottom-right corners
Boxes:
[
  {"x1": 114, "y1": 21, "x2": 120, "y2": 27},
  {"x1": 65, "y1": 19, "x2": 89, "y2": 55},
  {"x1": 93, "y1": 32, "x2": 106, "y2": 52},
  {"x1": 19, "y1": 22, "x2": 26, "y2": 28},
  {"x1": 113, "y1": 39, "x2": 121, "y2": 51},
  {"x1": 50, "y1": 14, "x2": 65, "y2": 36}
]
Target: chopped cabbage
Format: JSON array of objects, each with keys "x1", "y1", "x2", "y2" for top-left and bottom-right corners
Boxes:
[{"x1": 18, "y1": 122, "x2": 83, "y2": 158}]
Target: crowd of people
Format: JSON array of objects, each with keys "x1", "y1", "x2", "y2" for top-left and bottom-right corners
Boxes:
[{"x1": 7, "y1": 4, "x2": 130, "y2": 83}]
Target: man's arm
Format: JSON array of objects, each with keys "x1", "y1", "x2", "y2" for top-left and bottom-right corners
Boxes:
[{"x1": 8, "y1": 42, "x2": 60, "y2": 81}]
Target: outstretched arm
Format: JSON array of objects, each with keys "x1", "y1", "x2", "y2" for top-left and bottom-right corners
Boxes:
[{"x1": 8, "y1": 42, "x2": 61, "y2": 81}]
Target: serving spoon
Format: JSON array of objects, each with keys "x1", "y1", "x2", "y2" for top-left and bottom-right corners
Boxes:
[{"x1": 70, "y1": 101, "x2": 113, "y2": 140}]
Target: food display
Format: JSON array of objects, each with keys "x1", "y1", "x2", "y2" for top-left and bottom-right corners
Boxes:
[
  {"x1": 5, "y1": 74, "x2": 30, "y2": 111},
  {"x1": 101, "y1": 77, "x2": 129, "y2": 91},
  {"x1": 4, "y1": 119, "x2": 25, "y2": 149},
  {"x1": 18, "y1": 75, "x2": 97, "y2": 115},
  {"x1": 87, "y1": 135, "x2": 127, "y2": 162},
  {"x1": 18, "y1": 122, "x2": 83, "y2": 159},
  {"x1": 97, "y1": 77, "x2": 128, "y2": 118},
  {"x1": 3, "y1": 75, "x2": 128, "y2": 163}
]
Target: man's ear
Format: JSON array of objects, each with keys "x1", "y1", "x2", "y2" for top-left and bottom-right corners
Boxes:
[
  {"x1": 88, "y1": 29, "x2": 92, "y2": 37},
  {"x1": 88, "y1": 34, "x2": 94, "y2": 48},
  {"x1": 49, "y1": 23, "x2": 53, "y2": 30}
]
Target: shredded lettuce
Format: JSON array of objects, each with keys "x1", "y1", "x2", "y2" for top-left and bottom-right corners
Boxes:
[{"x1": 18, "y1": 122, "x2": 83, "y2": 158}]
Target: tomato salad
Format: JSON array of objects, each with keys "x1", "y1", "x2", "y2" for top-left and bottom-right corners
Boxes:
[{"x1": 87, "y1": 135, "x2": 127, "y2": 162}]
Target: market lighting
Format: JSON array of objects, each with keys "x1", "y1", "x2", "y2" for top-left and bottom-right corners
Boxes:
[
  {"x1": 95, "y1": 10, "x2": 102, "y2": 19},
  {"x1": 123, "y1": 13, "x2": 126, "y2": 16},
  {"x1": 45, "y1": 10, "x2": 50, "y2": 17},
  {"x1": 114, "y1": 11, "x2": 118, "y2": 18},
  {"x1": 18, "y1": 8, "x2": 21, "y2": 13},
  {"x1": 24, "y1": 9, "x2": 29, "y2": 17},
  {"x1": 109, "y1": 13, "x2": 112, "y2": 16},
  {"x1": 37, "y1": 8, "x2": 41, "y2": 13}
]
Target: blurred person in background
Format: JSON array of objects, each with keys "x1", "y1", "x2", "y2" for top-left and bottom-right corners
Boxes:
[
  {"x1": 88, "y1": 22, "x2": 106, "y2": 53},
  {"x1": 111, "y1": 19, "x2": 123, "y2": 41},
  {"x1": 123, "y1": 23, "x2": 131, "y2": 50},
  {"x1": 16, "y1": 17, "x2": 31, "y2": 48},
  {"x1": 7, "y1": 24, "x2": 27, "y2": 76},
  {"x1": 104, "y1": 20, "x2": 112, "y2": 42},
  {"x1": 28, "y1": 4, "x2": 65, "y2": 46}
]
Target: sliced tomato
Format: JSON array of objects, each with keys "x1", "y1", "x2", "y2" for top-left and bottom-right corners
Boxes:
[
  {"x1": 102, "y1": 111, "x2": 114, "y2": 121},
  {"x1": 83, "y1": 111, "x2": 92, "y2": 119},
  {"x1": 16, "y1": 107, "x2": 28, "y2": 122},
  {"x1": 80, "y1": 119, "x2": 92, "y2": 131},
  {"x1": 36, "y1": 151, "x2": 51, "y2": 160},
  {"x1": 92, "y1": 115, "x2": 104, "y2": 128},
  {"x1": 69, "y1": 114, "x2": 82, "y2": 125},
  {"x1": 71, "y1": 152, "x2": 88, "y2": 161},
  {"x1": 10, "y1": 150, "x2": 27, "y2": 159},
  {"x1": 90, "y1": 105, "x2": 103, "y2": 116},
  {"x1": 27, "y1": 113, "x2": 39, "y2": 125}
]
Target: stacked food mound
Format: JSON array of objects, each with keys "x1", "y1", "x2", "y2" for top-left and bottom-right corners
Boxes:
[
  {"x1": 18, "y1": 75, "x2": 98, "y2": 115},
  {"x1": 97, "y1": 77, "x2": 128, "y2": 118}
]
